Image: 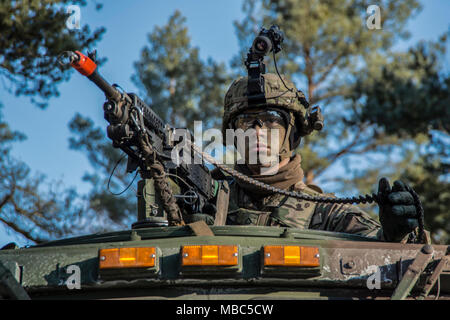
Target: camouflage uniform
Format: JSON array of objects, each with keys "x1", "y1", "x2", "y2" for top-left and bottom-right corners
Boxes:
[{"x1": 226, "y1": 179, "x2": 384, "y2": 240}]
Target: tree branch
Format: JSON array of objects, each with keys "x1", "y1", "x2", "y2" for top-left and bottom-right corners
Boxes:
[
  {"x1": 0, "y1": 62, "x2": 14, "y2": 74},
  {"x1": 314, "y1": 52, "x2": 346, "y2": 88},
  {"x1": 313, "y1": 125, "x2": 371, "y2": 178},
  {"x1": 0, "y1": 217, "x2": 45, "y2": 244},
  {"x1": 314, "y1": 87, "x2": 352, "y2": 104},
  {"x1": 0, "y1": 193, "x2": 13, "y2": 210},
  {"x1": 326, "y1": 125, "x2": 367, "y2": 164}
]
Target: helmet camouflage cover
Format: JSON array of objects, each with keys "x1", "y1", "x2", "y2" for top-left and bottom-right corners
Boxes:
[{"x1": 222, "y1": 73, "x2": 310, "y2": 151}]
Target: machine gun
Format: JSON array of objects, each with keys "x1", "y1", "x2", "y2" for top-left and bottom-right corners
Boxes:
[{"x1": 59, "y1": 50, "x2": 227, "y2": 228}]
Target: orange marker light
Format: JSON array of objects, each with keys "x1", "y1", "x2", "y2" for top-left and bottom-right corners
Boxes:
[
  {"x1": 181, "y1": 245, "x2": 238, "y2": 266},
  {"x1": 99, "y1": 247, "x2": 156, "y2": 269},
  {"x1": 263, "y1": 246, "x2": 320, "y2": 267}
]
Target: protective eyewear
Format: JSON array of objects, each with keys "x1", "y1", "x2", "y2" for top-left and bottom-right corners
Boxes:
[{"x1": 233, "y1": 110, "x2": 287, "y2": 130}]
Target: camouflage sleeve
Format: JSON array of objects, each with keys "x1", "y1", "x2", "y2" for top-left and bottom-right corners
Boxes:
[{"x1": 309, "y1": 202, "x2": 385, "y2": 240}]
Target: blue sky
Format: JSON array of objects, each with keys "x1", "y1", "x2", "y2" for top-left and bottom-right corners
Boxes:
[{"x1": 1, "y1": 0, "x2": 449, "y2": 247}]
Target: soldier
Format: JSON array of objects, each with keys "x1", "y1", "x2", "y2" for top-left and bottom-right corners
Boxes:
[{"x1": 218, "y1": 73, "x2": 426, "y2": 243}]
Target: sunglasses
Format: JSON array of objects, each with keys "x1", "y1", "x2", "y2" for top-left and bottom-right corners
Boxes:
[{"x1": 233, "y1": 110, "x2": 287, "y2": 131}]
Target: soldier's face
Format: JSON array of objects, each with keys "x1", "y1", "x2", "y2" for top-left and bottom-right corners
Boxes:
[{"x1": 233, "y1": 108, "x2": 287, "y2": 168}]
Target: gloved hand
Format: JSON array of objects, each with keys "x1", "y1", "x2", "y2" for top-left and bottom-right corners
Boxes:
[{"x1": 378, "y1": 178, "x2": 419, "y2": 242}]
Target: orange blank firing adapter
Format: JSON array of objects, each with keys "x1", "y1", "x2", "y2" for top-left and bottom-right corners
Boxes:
[{"x1": 71, "y1": 51, "x2": 97, "y2": 76}]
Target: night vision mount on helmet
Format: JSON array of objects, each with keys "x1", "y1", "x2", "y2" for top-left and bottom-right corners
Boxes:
[
  {"x1": 222, "y1": 25, "x2": 324, "y2": 155},
  {"x1": 244, "y1": 25, "x2": 323, "y2": 136}
]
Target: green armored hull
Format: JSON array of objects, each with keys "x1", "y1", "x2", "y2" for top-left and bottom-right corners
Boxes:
[{"x1": 1, "y1": 225, "x2": 449, "y2": 300}]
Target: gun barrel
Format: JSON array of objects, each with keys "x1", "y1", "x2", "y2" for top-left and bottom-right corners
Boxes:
[
  {"x1": 67, "y1": 51, "x2": 121, "y2": 102},
  {"x1": 87, "y1": 70, "x2": 122, "y2": 102}
]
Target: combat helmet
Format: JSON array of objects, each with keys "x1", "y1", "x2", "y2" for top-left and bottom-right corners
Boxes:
[{"x1": 222, "y1": 73, "x2": 314, "y2": 159}]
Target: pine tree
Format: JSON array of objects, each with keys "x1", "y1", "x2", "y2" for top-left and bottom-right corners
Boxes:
[{"x1": 0, "y1": 0, "x2": 104, "y2": 243}]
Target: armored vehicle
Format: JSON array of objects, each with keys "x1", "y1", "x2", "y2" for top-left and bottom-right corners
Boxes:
[{"x1": 1, "y1": 221, "x2": 449, "y2": 300}]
